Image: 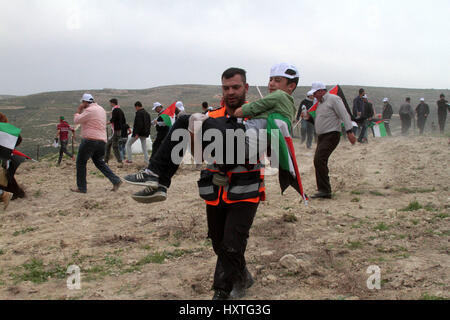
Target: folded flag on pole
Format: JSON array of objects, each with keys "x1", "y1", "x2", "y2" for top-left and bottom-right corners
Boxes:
[
  {"x1": 308, "y1": 85, "x2": 354, "y2": 120},
  {"x1": 0, "y1": 122, "x2": 21, "y2": 160},
  {"x1": 369, "y1": 121, "x2": 388, "y2": 138},
  {"x1": 267, "y1": 113, "x2": 308, "y2": 205},
  {"x1": 160, "y1": 102, "x2": 177, "y2": 127}
]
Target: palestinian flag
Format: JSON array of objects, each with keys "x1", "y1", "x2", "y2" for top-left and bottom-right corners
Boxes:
[
  {"x1": 308, "y1": 85, "x2": 354, "y2": 120},
  {"x1": 160, "y1": 102, "x2": 177, "y2": 127},
  {"x1": 0, "y1": 122, "x2": 21, "y2": 160},
  {"x1": 369, "y1": 121, "x2": 388, "y2": 138},
  {"x1": 308, "y1": 102, "x2": 318, "y2": 119},
  {"x1": 267, "y1": 113, "x2": 308, "y2": 204}
]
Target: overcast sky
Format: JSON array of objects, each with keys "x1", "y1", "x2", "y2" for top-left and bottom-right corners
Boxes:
[{"x1": 1, "y1": 0, "x2": 449, "y2": 95}]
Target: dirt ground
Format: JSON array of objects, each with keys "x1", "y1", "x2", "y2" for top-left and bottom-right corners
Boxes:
[{"x1": 0, "y1": 134, "x2": 448, "y2": 300}]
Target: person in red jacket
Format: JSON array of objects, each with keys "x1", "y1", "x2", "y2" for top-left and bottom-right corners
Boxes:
[{"x1": 56, "y1": 116, "x2": 75, "y2": 165}]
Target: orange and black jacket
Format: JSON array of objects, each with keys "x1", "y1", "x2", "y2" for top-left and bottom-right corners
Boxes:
[{"x1": 197, "y1": 106, "x2": 266, "y2": 206}]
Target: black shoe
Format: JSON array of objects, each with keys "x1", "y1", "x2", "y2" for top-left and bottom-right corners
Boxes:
[
  {"x1": 124, "y1": 170, "x2": 159, "y2": 188},
  {"x1": 230, "y1": 269, "x2": 254, "y2": 299},
  {"x1": 131, "y1": 186, "x2": 167, "y2": 204},
  {"x1": 310, "y1": 192, "x2": 332, "y2": 199},
  {"x1": 212, "y1": 289, "x2": 230, "y2": 300}
]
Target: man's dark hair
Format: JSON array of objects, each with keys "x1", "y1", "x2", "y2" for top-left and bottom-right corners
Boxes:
[
  {"x1": 135, "y1": 101, "x2": 142, "y2": 108},
  {"x1": 440, "y1": 93, "x2": 445, "y2": 98},
  {"x1": 359, "y1": 88, "x2": 365, "y2": 95},
  {"x1": 202, "y1": 102, "x2": 209, "y2": 109},
  {"x1": 288, "y1": 79, "x2": 299, "y2": 91},
  {"x1": 222, "y1": 68, "x2": 247, "y2": 83},
  {"x1": 109, "y1": 98, "x2": 118, "y2": 105},
  {"x1": 406, "y1": 97, "x2": 411, "y2": 102}
]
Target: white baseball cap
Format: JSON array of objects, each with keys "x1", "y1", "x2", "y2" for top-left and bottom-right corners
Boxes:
[
  {"x1": 310, "y1": 82, "x2": 326, "y2": 94},
  {"x1": 362, "y1": 94, "x2": 368, "y2": 99},
  {"x1": 307, "y1": 90, "x2": 315, "y2": 96},
  {"x1": 270, "y1": 63, "x2": 299, "y2": 80},
  {"x1": 80, "y1": 93, "x2": 94, "y2": 102},
  {"x1": 420, "y1": 98, "x2": 425, "y2": 102},
  {"x1": 175, "y1": 101, "x2": 184, "y2": 111},
  {"x1": 152, "y1": 102, "x2": 162, "y2": 110},
  {"x1": 383, "y1": 98, "x2": 389, "y2": 102}
]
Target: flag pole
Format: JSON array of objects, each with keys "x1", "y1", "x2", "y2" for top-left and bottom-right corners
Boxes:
[
  {"x1": 256, "y1": 86, "x2": 264, "y2": 99},
  {"x1": 293, "y1": 120, "x2": 301, "y2": 130},
  {"x1": 71, "y1": 135, "x2": 74, "y2": 155}
]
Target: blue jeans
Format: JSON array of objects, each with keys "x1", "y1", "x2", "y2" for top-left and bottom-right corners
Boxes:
[
  {"x1": 76, "y1": 139, "x2": 121, "y2": 193},
  {"x1": 301, "y1": 120, "x2": 315, "y2": 148},
  {"x1": 119, "y1": 137, "x2": 128, "y2": 161},
  {"x1": 358, "y1": 120, "x2": 368, "y2": 142}
]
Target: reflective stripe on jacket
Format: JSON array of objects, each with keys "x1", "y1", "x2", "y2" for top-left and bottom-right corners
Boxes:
[
  {"x1": 198, "y1": 163, "x2": 266, "y2": 206},
  {"x1": 198, "y1": 106, "x2": 266, "y2": 206}
]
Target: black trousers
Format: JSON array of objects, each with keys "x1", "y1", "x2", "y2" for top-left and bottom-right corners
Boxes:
[
  {"x1": 150, "y1": 127, "x2": 170, "y2": 161},
  {"x1": 417, "y1": 117, "x2": 427, "y2": 135},
  {"x1": 1, "y1": 155, "x2": 26, "y2": 199},
  {"x1": 207, "y1": 200, "x2": 258, "y2": 293},
  {"x1": 438, "y1": 112, "x2": 447, "y2": 133},
  {"x1": 149, "y1": 115, "x2": 245, "y2": 188},
  {"x1": 58, "y1": 140, "x2": 73, "y2": 164},
  {"x1": 314, "y1": 131, "x2": 340, "y2": 194},
  {"x1": 401, "y1": 116, "x2": 412, "y2": 135}
]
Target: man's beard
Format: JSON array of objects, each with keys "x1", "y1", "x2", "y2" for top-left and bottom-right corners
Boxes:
[{"x1": 224, "y1": 93, "x2": 246, "y2": 110}]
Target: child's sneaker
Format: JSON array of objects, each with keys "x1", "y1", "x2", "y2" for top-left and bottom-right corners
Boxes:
[
  {"x1": 131, "y1": 186, "x2": 167, "y2": 203},
  {"x1": 123, "y1": 169, "x2": 159, "y2": 188}
]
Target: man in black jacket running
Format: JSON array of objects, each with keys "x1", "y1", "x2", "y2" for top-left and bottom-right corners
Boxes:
[
  {"x1": 125, "y1": 101, "x2": 151, "y2": 164},
  {"x1": 105, "y1": 98, "x2": 126, "y2": 167}
]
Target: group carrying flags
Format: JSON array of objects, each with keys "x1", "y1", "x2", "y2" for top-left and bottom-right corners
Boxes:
[
  {"x1": 267, "y1": 113, "x2": 308, "y2": 205},
  {"x1": 0, "y1": 122, "x2": 21, "y2": 160}
]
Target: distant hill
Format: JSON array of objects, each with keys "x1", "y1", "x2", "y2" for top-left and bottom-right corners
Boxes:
[
  {"x1": 0, "y1": 84, "x2": 448, "y2": 158},
  {"x1": 0, "y1": 95, "x2": 16, "y2": 100}
]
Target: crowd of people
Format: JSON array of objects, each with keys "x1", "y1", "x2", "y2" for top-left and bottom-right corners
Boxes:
[
  {"x1": 0, "y1": 62, "x2": 449, "y2": 301},
  {"x1": 295, "y1": 89, "x2": 449, "y2": 147}
]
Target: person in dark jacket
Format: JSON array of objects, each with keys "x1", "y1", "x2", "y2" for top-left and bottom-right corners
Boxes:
[
  {"x1": 363, "y1": 95, "x2": 375, "y2": 138},
  {"x1": 399, "y1": 97, "x2": 414, "y2": 135},
  {"x1": 416, "y1": 98, "x2": 430, "y2": 135},
  {"x1": 353, "y1": 89, "x2": 365, "y2": 129},
  {"x1": 357, "y1": 94, "x2": 373, "y2": 143},
  {"x1": 437, "y1": 94, "x2": 449, "y2": 134},
  {"x1": 125, "y1": 101, "x2": 151, "y2": 164},
  {"x1": 382, "y1": 98, "x2": 393, "y2": 136},
  {"x1": 353, "y1": 89, "x2": 369, "y2": 143},
  {"x1": 150, "y1": 102, "x2": 170, "y2": 160},
  {"x1": 105, "y1": 98, "x2": 126, "y2": 167},
  {"x1": 353, "y1": 89, "x2": 365, "y2": 119},
  {"x1": 298, "y1": 91, "x2": 315, "y2": 148}
]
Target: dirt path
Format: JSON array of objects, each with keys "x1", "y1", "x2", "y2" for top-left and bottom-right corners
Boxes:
[{"x1": 0, "y1": 135, "x2": 448, "y2": 300}]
